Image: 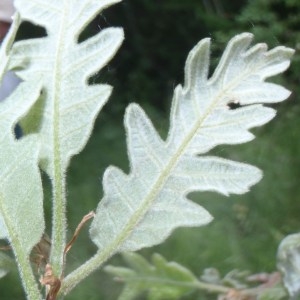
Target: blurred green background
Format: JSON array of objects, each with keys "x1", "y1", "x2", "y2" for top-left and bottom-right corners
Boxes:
[{"x1": 1, "y1": 0, "x2": 300, "y2": 299}]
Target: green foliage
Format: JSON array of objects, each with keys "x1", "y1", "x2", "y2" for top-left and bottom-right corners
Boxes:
[
  {"x1": 106, "y1": 252, "x2": 288, "y2": 300},
  {"x1": 105, "y1": 252, "x2": 198, "y2": 300},
  {"x1": 0, "y1": 16, "x2": 44, "y2": 297},
  {"x1": 0, "y1": 252, "x2": 14, "y2": 280}
]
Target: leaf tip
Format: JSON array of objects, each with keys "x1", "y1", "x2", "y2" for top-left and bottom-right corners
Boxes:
[
  {"x1": 231, "y1": 32, "x2": 254, "y2": 45},
  {"x1": 124, "y1": 103, "x2": 144, "y2": 125}
]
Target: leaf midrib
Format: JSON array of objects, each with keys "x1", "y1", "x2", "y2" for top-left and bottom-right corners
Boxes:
[{"x1": 49, "y1": 0, "x2": 69, "y2": 275}]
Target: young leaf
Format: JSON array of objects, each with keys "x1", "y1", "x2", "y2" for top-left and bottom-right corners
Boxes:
[
  {"x1": 90, "y1": 33, "x2": 293, "y2": 255},
  {"x1": 0, "y1": 80, "x2": 44, "y2": 251},
  {"x1": 277, "y1": 233, "x2": 300, "y2": 298},
  {"x1": 0, "y1": 79, "x2": 44, "y2": 299},
  {"x1": 105, "y1": 252, "x2": 198, "y2": 300},
  {"x1": 11, "y1": 0, "x2": 124, "y2": 176}
]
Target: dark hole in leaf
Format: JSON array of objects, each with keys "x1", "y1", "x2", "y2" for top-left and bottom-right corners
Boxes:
[{"x1": 15, "y1": 21, "x2": 47, "y2": 41}]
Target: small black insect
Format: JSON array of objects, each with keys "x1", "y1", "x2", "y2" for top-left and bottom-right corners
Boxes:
[{"x1": 227, "y1": 100, "x2": 241, "y2": 110}]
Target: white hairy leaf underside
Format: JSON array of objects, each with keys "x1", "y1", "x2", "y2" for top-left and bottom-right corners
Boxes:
[{"x1": 90, "y1": 33, "x2": 293, "y2": 254}]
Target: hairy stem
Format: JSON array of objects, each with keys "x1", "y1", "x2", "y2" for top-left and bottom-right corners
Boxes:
[
  {"x1": 49, "y1": 1, "x2": 69, "y2": 276},
  {"x1": 13, "y1": 247, "x2": 42, "y2": 300},
  {"x1": 50, "y1": 83, "x2": 67, "y2": 276},
  {"x1": 2, "y1": 213, "x2": 42, "y2": 300},
  {"x1": 50, "y1": 168, "x2": 66, "y2": 276},
  {"x1": 0, "y1": 219, "x2": 41, "y2": 300},
  {"x1": 49, "y1": 23, "x2": 67, "y2": 278},
  {"x1": 60, "y1": 249, "x2": 111, "y2": 296}
]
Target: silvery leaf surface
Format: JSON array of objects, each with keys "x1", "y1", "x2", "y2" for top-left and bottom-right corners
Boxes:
[
  {"x1": 0, "y1": 14, "x2": 44, "y2": 251},
  {"x1": 90, "y1": 33, "x2": 293, "y2": 254},
  {"x1": 0, "y1": 79, "x2": 44, "y2": 256},
  {"x1": 0, "y1": 13, "x2": 20, "y2": 82},
  {"x1": 10, "y1": 0, "x2": 124, "y2": 177},
  {"x1": 277, "y1": 233, "x2": 300, "y2": 298}
]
